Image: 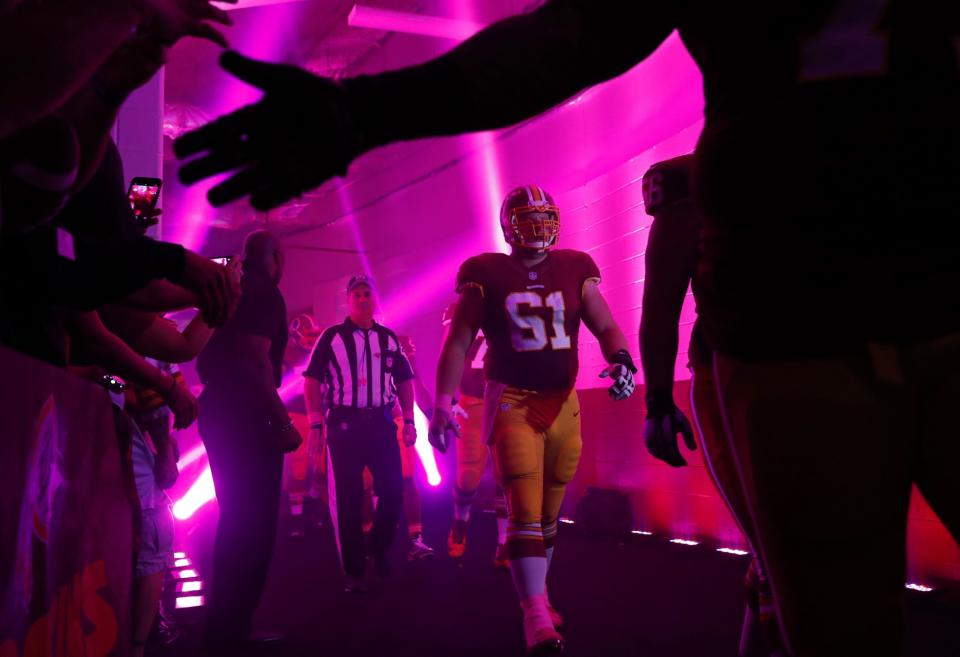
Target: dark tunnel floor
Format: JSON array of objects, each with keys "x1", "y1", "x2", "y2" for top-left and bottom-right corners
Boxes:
[{"x1": 166, "y1": 495, "x2": 960, "y2": 657}]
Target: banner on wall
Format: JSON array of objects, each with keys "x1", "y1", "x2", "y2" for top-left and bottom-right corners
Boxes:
[{"x1": 0, "y1": 346, "x2": 131, "y2": 657}]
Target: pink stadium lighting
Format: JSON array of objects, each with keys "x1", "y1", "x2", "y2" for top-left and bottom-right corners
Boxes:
[
  {"x1": 175, "y1": 595, "x2": 205, "y2": 609},
  {"x1": 631, "y1": 530, "x2": 654, "y2": 536},
  {"x1": 352, "y1": 0, "x2": 509, "y2": 265},
  {"x1": 174, "y1": 569, "x2": 199, "y2": 580},
  {"x1": 446, "y1": 1, "x2": 508, "y2": 255},
  {"x1": 173, "y1": 466, "x2": 216, "y2": 520},
  {"x1": 174, "y1": 558, "x2": 191, "y2": 568},
  {"x1": 472, "y1": 132, "x2": 509, "y2": 254},
  {"x1": 348, "y1": 5, "x2": 487, "y2": 41},
  {"x1": 669, "y1": 539, "x2": 700, "y2": 547},
  {"x1": 378, "y1": 244, "x2": 479, "y2": 327},
  {"x1": 341, "y1": 185, "x2": 375, "y2": 281},
  {"x1": 716, "y1": 547, "x2": 750, "y2": 556},
  {"x1": 177, "y1": 442, "x2": 208, "y2": 469},
  {"x1": 173, "y1": 552, "x2": 186, "y2": 559},
  {"x1": 177, "y1": 580, "x2": 203, "y2": 594},
  {"x1": 413, "y1": 404, "x2": 441, "y2": 486},
  {"x1": 905, "y1": 583, "x2": 934, "y2": 593},
  {"x1": 370, "y1": 1, "x2": 509, "y2": 326},
  {"x1": 278, "y1": 365, "x2": 307, "y2": 404},
  {"x1": 558, "y1": 518, "x2": 575, "y2": 525}
]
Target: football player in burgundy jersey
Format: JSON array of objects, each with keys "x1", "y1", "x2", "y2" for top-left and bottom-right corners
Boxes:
[
  {"x1": 440, "y1": 303, "x2": 511, "y2": 568},
  {"x1": 429, "y1": 186, "x2": 638, "y2": 655},
  {"x1": 639, "y1": 155, "x2": 784, "y2": 657}
]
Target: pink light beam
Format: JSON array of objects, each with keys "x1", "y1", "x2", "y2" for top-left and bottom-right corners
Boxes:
[
  {"x1": 173, "y1": 466, "x2": 216, "y2": 520},
  {"x1": 177, "y1": 442, "x2": 208, "y2": 469},
  {"x1": 412, "y1": 403, "x2": 441, "y2": 486}
]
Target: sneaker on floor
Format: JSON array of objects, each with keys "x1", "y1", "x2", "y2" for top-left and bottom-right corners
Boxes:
[
  {"x1": 447, "y1": 519, "x2": 468, "y2": 558},
  {"x1": 520, "y1": 595, "x2": 564, "y2": 655},
  {"x1": 493, "y1": 542, "x2": 510, "y2": 571},
  {"x1": 408, "y1": 534, "x2": 436, "y2": 561}
]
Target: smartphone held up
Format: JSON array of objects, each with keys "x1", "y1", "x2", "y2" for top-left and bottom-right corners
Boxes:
[{"x1": 128, "y1": 176, "x2": 162, "y2": 227}]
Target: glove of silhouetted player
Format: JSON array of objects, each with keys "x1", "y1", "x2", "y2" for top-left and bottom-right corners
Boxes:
[{"x1": 644, "y1": 390, "x2": 696, "y2": 467}]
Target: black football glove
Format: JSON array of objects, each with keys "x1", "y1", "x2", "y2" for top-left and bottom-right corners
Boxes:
[{"x1": 643, "y1": 389, "x2": 696, "y2": 467}]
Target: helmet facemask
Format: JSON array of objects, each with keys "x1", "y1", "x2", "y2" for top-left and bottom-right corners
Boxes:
[
  {"x1": 500, "y1": 185, "x2": 561, "y2": 254},
  {"x1": 507, "y1": 208, "x2": 560, "y2": 253}
]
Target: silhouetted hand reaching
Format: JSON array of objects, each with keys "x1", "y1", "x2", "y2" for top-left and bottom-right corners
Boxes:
[{"x1": 175, "y1": 51, "x2": 363, "y2": 210}]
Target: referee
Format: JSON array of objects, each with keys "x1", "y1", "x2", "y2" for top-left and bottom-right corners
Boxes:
[{"x1": 303, "y1": 275, "x2": 417, "y2": 592}]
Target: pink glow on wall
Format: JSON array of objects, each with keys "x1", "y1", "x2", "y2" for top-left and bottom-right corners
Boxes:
[
  {"x1": 448, "y1": 3, "x2": 508, "y2": 255},
  {"x1": 469, "y1": 132, "x2": 509, "y2": 254},
  {"x1": 173, "y1": 465, "x2": 216, "y2": 520},
  {"x1": 340, "y1": 184, "x2": 376, "y2": 280},
  {"x1": 378, "y1": 242, "x2": 480, "y2": 328}
]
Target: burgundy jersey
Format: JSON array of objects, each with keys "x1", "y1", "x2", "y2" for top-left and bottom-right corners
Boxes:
[{"x1": 456, "y1": 250, "x2": 601, "y2": 392}]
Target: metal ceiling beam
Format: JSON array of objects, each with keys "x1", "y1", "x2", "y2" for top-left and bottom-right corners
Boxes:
[
  {"x1": 347, "y1": 5, "x2": 487, "y2": 40},
  {"x1": 221, "y1": 0, "x2": 308, "y2": 11}
]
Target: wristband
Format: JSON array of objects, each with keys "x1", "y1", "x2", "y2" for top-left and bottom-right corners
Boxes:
[
  {"x1": 609, "y1": 349, "x2": 638, "y2": 374},
  {"x1": 403, "y1": 418, "x2": 415, "y2": 426}
]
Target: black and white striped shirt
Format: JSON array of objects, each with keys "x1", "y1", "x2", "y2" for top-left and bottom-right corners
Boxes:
[{"x1": 303, "y1": 318, "x2": 414, "y2": 409}]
